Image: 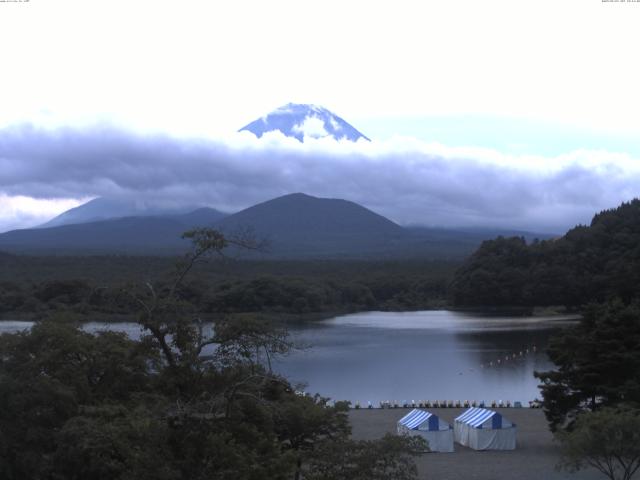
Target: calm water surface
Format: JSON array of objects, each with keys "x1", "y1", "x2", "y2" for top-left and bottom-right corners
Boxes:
[
  {"x1": 0, "y1": 310, "x2": 576, "y2": 405},
  {"x1": 274, "y1": 310, "x2": 577, "y2": 405}
]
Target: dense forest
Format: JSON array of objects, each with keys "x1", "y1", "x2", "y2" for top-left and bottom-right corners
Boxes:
[
  {"x1": 450, "y1": 199, "x2": 640, "y2": 307},
  {"x1": 0, "y1": 254, "x2": 456, "y2": 320}
]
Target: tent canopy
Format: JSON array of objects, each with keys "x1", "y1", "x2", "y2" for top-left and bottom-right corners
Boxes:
[
  {"x1": 455, "y1": 407, "x2": 513, "y2": 429},
  {"x1": 454, "y1": 407, "x2": 516, "y2": 450},
  {"x1": 398, "y1": 409, "x2": 443, "y2": 431},
  {"x1": 397, "y1": 409, "x2": 454, "y2": 452}
]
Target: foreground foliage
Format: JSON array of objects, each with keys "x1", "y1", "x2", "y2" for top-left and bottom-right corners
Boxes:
[
  {"x1": 0, "y1": 229, "x2": 423, "y2": 480},
  {"x1": 557, "y1": 407, "x2": 640, "y2": 480},
  {"x1": 305, "y1": 434, "x2": 425, "y2": 480}
]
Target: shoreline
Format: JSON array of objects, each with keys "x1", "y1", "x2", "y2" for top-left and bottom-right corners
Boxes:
[{"x1": 0, "y1": 304, "x2": 581, "y2": 324}]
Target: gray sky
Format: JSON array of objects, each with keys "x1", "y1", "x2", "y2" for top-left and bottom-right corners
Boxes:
[{"x1": 0, "y1": 0, "x2": 639, "y2": 232}]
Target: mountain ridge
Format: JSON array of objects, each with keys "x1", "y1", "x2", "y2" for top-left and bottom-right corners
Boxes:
[
  {"x1": 0, "y1": 193, "x2": 554, "y2": 259},
  {"x1": 41, "y1": 197, "x2": 212, "y2": 229}
]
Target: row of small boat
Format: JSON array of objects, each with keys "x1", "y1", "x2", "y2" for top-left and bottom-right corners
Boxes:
[{"x1": 352, "y1": 399, "x2": 543, "y2": 409}]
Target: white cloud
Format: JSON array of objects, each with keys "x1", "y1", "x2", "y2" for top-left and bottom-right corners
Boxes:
[
  {"x1": 292, "y1": 116, "x2": 329, "y2": 139},
  {"x1": 1, "y1": 124, "x2": 639, "y2": 234},
  {"x1": 329, "y1": 116, "x2": 342, "y2": 133},
  {"x1": 0, "y1": 194, "x2": 86, "y2": 232}
]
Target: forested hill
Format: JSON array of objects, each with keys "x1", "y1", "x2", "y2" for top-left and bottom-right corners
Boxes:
[{"x1": 450, "y1": 199, "x2": 640, "y2": 307}]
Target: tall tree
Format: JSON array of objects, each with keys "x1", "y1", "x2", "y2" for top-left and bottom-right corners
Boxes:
[
  {"x1": 535, "y1": 301, "x2": 640, "y2": 431},
  {"x1": 0, "y1": 320, "x2": 155, "y2": 479}
]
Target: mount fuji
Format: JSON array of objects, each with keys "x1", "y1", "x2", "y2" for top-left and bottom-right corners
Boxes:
[{"x1": 239, "y1": 103, "x2": 370, "y2": 142}]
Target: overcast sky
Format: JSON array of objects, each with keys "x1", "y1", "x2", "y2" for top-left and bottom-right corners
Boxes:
[{"x1": 1, "y1": 0, "x2": 639, "y2": 233}]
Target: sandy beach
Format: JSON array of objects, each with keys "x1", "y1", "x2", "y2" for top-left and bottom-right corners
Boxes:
[{"x1": 349, "y1": 408, "x2": 606, "y2": 480}]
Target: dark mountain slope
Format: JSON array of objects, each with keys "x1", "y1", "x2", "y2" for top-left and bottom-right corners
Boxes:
[
  {"x1": 0, "y1": 192, "x2": 552, "y2": 259},
  {"x1": 0, "y1": 193, "x2": 406, "y2": 256},
  {"x1": 218, "y1": 193, "x2": 401, "y2": 235},
  {"x1": 0, "y1": 217, "x2": 188, "y2": 254},
  {"x1": 0, "y1": 208, "x2": 228, "y2": 254},
  {"x1": 40, "y1": 197, "x2": 205, "y2": 228},
  {"x1": 214, "y1": 193, "x2": 406, "y2": 258},
  {"x1": 168, "y1": 207, "x2": 228, "y2": 228}
]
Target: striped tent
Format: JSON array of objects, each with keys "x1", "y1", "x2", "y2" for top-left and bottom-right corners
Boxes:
[
  {"x1": 397, "y1": 409, "x2": 454, "y2": 453},
  {"x1": 454, "y1": 407, "x2": 516, "y2": 450}
]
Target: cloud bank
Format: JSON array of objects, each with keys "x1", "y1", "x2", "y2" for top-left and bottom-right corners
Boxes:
[{"x1": 1, "y1": 123, "x2": 639, "y2": 234}]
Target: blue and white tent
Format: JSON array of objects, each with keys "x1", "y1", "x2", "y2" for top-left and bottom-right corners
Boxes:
[
  {"x1": 397, "y1": 409, "x2": 454, "y2": 452},
  {"x1": 454, "y1": 407, "x2": 516, "y2": 450}
]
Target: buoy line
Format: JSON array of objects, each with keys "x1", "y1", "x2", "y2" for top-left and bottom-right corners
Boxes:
[{"x1": 480, "y1": 345, "x2": 538, "y2": 369}]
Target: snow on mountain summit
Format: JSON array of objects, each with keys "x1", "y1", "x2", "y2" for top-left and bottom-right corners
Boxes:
[{"x1": 239, "y1": 103, "x2": 370, "y2": 142}]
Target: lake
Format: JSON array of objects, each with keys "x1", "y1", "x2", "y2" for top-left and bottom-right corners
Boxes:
[
  {"x1": 275, "y1": 310, "x2": 576, "y2": 406},
  {"x1": 0, "y1": 310, "x2": 576, "y2": 406}
]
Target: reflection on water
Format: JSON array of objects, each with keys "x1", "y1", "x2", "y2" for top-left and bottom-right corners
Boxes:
[
  {"x1": 323, "y1": 310, "x2": 578, "y2": 331},
  {"x1": 275, "y1": 311, "x2": 577, "y2": 405},
  {"x1": 0, "y1": 310, "x2": 576, "y2": 405}
]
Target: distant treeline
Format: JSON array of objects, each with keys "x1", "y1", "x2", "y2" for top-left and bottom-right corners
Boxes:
[
  {"x1": 450, "y1": 199, "x2": 640, "y2": 307},
  {"x1": 0, "y1": 256, "x2": 457, "y2": 319}
]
